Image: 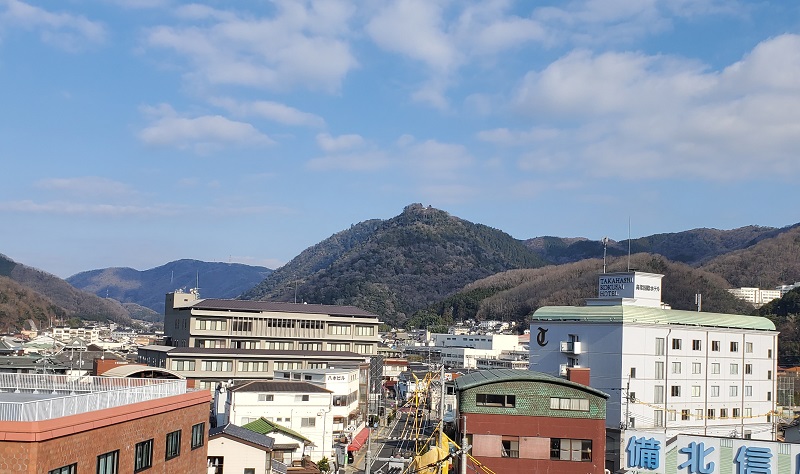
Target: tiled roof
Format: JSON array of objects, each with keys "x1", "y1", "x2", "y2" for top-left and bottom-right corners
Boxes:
[
  {"x1": 453, "y1": 368, "x2": 608, "y2": 398},
  {"x1": 242, "y1": 417, "x2": 313, "y2": 445},
  {"x1": 231, "y1": 380, "x2": 332, "y2": 393},
  {"x1": 191, "y1": 298, "x2": 378, "y2": 318},
  {"x1": 533, "y1": 305, "x2": 776, "y2": 331},
  {"x1": 209, "y1": 423, "x2": 275, "y2": 449}
]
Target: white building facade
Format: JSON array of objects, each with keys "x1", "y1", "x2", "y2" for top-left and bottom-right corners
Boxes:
[
  {"x1": 433, "y1": 334, "x2": 525, "y2": 368},
  {"x1": 216, "y1": 380, "x2": 335, "y2": 463},
  {"x1": 530, "y1": 272, "x2": 778, "y2": 471},
  {"x1": 274, "y1": 368, "x2": 360, "y2": 438}
]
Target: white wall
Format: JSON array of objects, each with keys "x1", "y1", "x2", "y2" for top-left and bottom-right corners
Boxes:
[{"x1": 207, "y1": 435, "x2": 270, "y2": 474}]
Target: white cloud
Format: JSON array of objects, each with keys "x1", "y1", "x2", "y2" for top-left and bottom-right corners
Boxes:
[
  {"x1": 0, "y1": 0, "x2": 106, "y2": 50},
  {"x1": 211, "y1": 97, "x2": 325, "y2": 128},
  {"x1": 144, "y1": 2, "x2": 358, "y2": 92},
  {"x1": 138, "y1": 104, "x2": 272, "y2": 152},
  {"x1": 316, "y1": 133, "x2": 365, "y2": 152},
  {"x1": 477, "y1": 127, "x2": 563, "y2": 145},
  {"x1": 505, "y1": 34, "x2": 800, "y2": 181},
  {"x1": 36, "y1": 177, "x2": 136, "y2": 197},
  {"x1": 0, "y1": 200, "x2": 181, "y2": 217},
  {"x1": 306, "y1": 150, "x2": 389, "y2": 171}
]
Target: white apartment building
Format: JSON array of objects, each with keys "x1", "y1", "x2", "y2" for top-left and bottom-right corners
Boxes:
[
  {"x1": 433, "y1": 333, "x2": 525, "y2": 368},
  {"x1": 728, "y1": 287, "x2": 782, "y2": 306},
  {"x1": 51, "y1": 326, "x2": 101, "y2": 344},
  {"x1": 215, "y1": 380, "x2": 335, "y2": 463},
  {"x1": 274, "y1": 368, "x2": 360, "y2": 437},
  {"x1": 163, "y1": 290, "x2": 380, "y2": 355},
  {"x1": 530, "y1": 271, "x2": 778, "y2": 472}
]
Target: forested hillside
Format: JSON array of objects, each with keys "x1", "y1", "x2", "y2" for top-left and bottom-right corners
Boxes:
[
  {"x1": 0, "y1": 276, "x2": 63, "y2": 333},
  {"x1": 0, "y1": 254, "x2": 132, "y2": 326},
  {"x1": 242, "y1": 204, "x2": 546, "y2": 326},
  {"x1": 407, "y1": 253, "x2": 754, "y2": 330}
]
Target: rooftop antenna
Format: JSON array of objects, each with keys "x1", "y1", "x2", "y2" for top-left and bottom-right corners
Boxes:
[
  {"x1": 602, "y1": 237, "x2": 609, "y2": 274},
  {"x1": 627, "y1": 217, "x2": 631, "y2": 271}
]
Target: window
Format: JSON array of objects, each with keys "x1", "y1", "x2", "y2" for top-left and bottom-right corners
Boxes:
[
  {"x1": 258, "y1": 393, "x2": 274, "y2": 402},
  {"x1": 745, "y1": 364, "x2": 752, "y2": 375},
  {"x1": 767, "y1": 392, "x2": 772, "y2": 401},
  {"x1": 654, "y1": 386, "x2": 664, "y2": 404},
  {"x1": 171, "y1": 360, "x2": 195, "y2": 371},
  {"x1": 355, "y1": 325, "x2": 375, "y2": 336},
  {"x1": 672, "y1": 362, "x2": 681, "y2": 374},
  {"x1": 301, "y1": 417, "x2": 316, "y2": 428},
  {"x1": 196, "y1": 319, "x2": 227, "y2": 331},
  {"x1": 733, "y1": 408, "x2": 741, "y2": 418},
  {"x1": 745, "y1": 342, "x2": 753, "y2": 353},
  {"x1": 201, "y1": 360, "x2": 233, "y2": 372},
  {"x1": 720, "y1": 408, "x2": 728, "y2": 418},
  {"x1": 668, "y1": 410, "x2": 676, "y2": 421},
  {"x1": 745, "y1": 408, "x2": 752, "y2": 418},
  {"x1": 134, "y1": 440, "x2": 153, "y2": 472},
  {"x1": 630, "y1": 367, "x2": 637, "y2": 378},
  {"x1": 328, "y1": 343, "x2": 350, "y2": 351},
  {"x1": 629, "y1": 392, "x2": 636, "y2": 402},
  {"x1": 295, "y1": 395, "x2": 310, "y2": 402},
  {"x1": 730, "y1": 341, "x2": 739, "y2": 352},
  {"x1": 692, "y1": 363, "x2": 702, "y2": 374},
  {"x1": 550, "y1": 439, "x2": 592, "y2": 462},
  {"x1": 477, "y1": 394, "x2": 516, "y2": 408},
  {"x1": 328, "y1": 324, "x2": 351, "y2": 335},
  {"x1": 191, "y1": 423, "x2": 205, "y2": 450},
  {"x1": 730, "y1": 363, "x2": 738, "y2": 375},
  {"x1": 712, "y1": 340, "x2": 720, "y2": 351},
  {"x1": 274, "y1": 361, "x2": 302, "y2": 370},
  {"x1": 682, "y1": 409, "x2": 690, "y2": 421},
  {"x1": 266, "y1": 341, "x2": 293, "y2": 350},
  {"x1": 49, "y1": 464, "x2": 77, "y2": 474},
  {"x1": 501, "y1": 437, "x2": 519, "y2": 458},
  {"x1": 298, "y1": 342, "x2": 322, "y2": 351},
  {"x1": 244, "y1": 469, "x2": 256, "y2": 474},
  {"x1": 654, "y1": 410, "x2": 664, "y2": 427},
  {"x1": 768, "y1": 349, "x2": 773, "y2": 359},
  {"x1": 231, "y1": 320, "x2": 253, "y2": 332},
  {"x1": 655, "y1": 338, "x2": 665, "y2": 356},
  {"x1": 745, "y1": 385, "x2": 753, "y2": 397},
  {"x1": 166, "y1": 430, "x2": 181, "y2": 460},
  {"x1": 655, "y1": 361, "x2": 664, "y2": 379},
  {"x1": 744, "y1": 430, "x2": 752, "y2": 440},
  {"x1": 692, "y1": 386, "x2": 701, "y2": 397},
  {"x1": 354, "y1": 343, "x2": 374, "y2": 354},
  {"x1": 672, "y1": 339, "x2": 682, "y2": 350},
  {"x1": 768, "y1": 370, "x2": 773, "y2": 380},
  {"x1": 711, "y1": 386, "x2": 720, "y2": 397},
  {"x1": 549, "y1": 397, "x2": 589, "y2": 411},
  {"x1": 692, "y1": 339, "x2": 702, "y2": 350},
  {"x1": 730, "y1": 386, "x2": 739, "y2": 397},
  {"x1": 97, "y1": 450, "x2": 119, "y2": 474},
  {"x1": 711, "y1": 363, "x2": 720, "y2": 374},
  {"x1": 671, "y1": 386, "x2": 680, "y2": 397},
  {"x1": 707, "y1": 409, "x2": 715, "y2": 419},
  {"x1": 696, "y1": 409, "x2": 703, "y2": 420},
  {"x1": 233, "y1": 340, "x2": 258, "y2": 349},
  {"x1": 240, "y1": 361, "x2": 268, "y2": 372}
]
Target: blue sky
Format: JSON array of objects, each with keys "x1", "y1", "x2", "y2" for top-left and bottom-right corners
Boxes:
[{"x1": 1, "y1": 0, "x2": 799, "y2": 279}]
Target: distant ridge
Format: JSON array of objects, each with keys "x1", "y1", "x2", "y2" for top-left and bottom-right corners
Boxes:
[{"x1": 67, "y1": 259, "x2": 272, "y2": 316}]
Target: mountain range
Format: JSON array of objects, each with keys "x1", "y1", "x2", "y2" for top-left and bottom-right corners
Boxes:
[{"x1": 4, "y1": 204, "x2": 800, "y2": 340}]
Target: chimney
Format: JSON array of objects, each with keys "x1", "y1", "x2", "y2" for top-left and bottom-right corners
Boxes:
[{"x1": 566, "y1": 367, "x2": 591, "y2": 387}]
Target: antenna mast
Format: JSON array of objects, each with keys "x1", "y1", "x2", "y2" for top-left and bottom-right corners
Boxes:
[
  {"x1": 602, "y1": 237, "x2": 609, "y2": 274},
  {"x1": 627, "y1": 217, "x2": 631, "y2": 271}
]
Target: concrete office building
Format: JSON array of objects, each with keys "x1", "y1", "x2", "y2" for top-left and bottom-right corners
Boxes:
[
  {"x1": 163, "y1": 289, "x2": 380, "y2": 355},
  {"x1": 530, "y1": 271, "x2": 778, "y2": 472}
]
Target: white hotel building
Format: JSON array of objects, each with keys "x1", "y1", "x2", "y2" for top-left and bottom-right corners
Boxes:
[{"x1": 530, "y1": 271, "x2": 778, "y2": 471}]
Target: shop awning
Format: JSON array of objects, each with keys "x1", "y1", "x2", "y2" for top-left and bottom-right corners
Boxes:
[{"x1": 347, "y1": 427, "x2": 370, "y2": 452}]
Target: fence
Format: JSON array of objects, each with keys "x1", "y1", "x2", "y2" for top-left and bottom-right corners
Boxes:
[{"x1": 0, "y1": 373, "x2": 186, "y2": 422}]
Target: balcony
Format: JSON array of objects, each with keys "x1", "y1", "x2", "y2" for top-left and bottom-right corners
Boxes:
[{"x1": 560, "y1": 341, "x2": 582, "y2": 354}]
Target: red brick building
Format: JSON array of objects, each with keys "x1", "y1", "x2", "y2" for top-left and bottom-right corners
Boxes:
[
  {"x1": 453, "y1": 368, "x2": 608, "y2": 474},
  {"x1": 0, "y1": 373, "x2": 209, "y2": 473}
]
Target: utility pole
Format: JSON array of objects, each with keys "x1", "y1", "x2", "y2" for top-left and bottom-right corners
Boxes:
[
  {"x1": 460, "y1": 416, "x2": 468, "y2": 474},
  {"x1": 365, "y1": 426, "x2": 372, "y2": 474}
]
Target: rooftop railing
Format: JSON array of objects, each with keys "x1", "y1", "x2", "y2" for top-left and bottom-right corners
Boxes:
[{"x1": 0, "y1": 373, "x2": 187, "y2": 422}]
